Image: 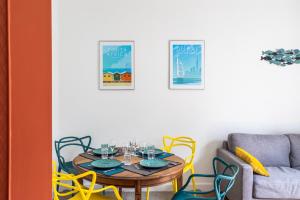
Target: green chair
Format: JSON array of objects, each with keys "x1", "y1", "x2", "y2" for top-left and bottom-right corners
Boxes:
[
  {"x1": 54, "y1": 136, "x2": 94, "y2": 175},
  {"x1": 172, "y1": 157, "x2": 239, "y2": 200}
]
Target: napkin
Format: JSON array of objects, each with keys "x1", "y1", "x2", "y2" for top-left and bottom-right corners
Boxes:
[{"x1": 79, "y1": 162, "x2": 125, "y2": 176}]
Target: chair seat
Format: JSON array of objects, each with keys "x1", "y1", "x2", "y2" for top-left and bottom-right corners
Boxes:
[
  {"x1": 172, "y1": 191, "x2": 195, "y2": 200},
  {"x1": 63, "y1": 161, "x2": 79, "y2": 174},
  {"x1": 253, "y1": 167, "x2": 300, "y2": 199},
  {"x1": 70, "y1": 192, "x2": 118, "y2": 200},
  {"x1": 172, "y1": 191, "x2": 217, "y2": 200}
]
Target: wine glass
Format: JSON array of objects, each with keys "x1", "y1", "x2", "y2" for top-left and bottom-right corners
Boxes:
[
  {"x1": 109, "y1": 140, "x2": 116, "y2": 159},
  {"x1": 120, "y1": 142, "x2": 129, "y2": 155},
  {"x1": 140, "y1": 142, "x2": 147, "y2": 159},
  {"x1": 123, "y1": 146, "x2": 132, "y2": 165},
  {"x1": 129, "y1": 140, "x2": 138, "y2": 156}
]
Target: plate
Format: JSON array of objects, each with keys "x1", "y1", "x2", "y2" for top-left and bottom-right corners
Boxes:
[
  {"x1": 139, "y1": 159, "x2": 169, "y2": 169},
  {"x1": 91, "y1": 159, "x2": 122, "y2": 169},
  {"x1": 93, "y1": 148, "x2": 118, "y2": 156},
  {"x1": 138, "y1": 148, "x2": 164, "y2": 156}
]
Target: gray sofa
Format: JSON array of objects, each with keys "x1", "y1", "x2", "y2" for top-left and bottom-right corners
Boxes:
[{"x1": 217, "y1": 133, "x2": 300, "y2": 200}]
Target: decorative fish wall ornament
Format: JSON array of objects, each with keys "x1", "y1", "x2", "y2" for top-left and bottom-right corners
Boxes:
[{"x1": 261, "y1": 49, "x2": 300, "y2": 66}]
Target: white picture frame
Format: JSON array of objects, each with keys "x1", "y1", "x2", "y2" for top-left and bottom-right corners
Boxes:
[
  {"x1": 99, "y1": 41, "x2": 135, "y2": 90},
  {"x1": 169, "y1": 40, "x2": 205, "y2": 90}
]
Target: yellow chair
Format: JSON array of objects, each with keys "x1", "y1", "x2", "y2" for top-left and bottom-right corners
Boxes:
[
  {"x1": 52, "y1": 161, "x2": 122, "y2": 200},
  {"x1": 146, "y1": 136, "x2": 196, "y2": 200}
]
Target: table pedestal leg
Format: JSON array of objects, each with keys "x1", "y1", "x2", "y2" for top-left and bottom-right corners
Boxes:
[
  {"x1": 135, "y1": 181, "x2": 141, "y2": 200},
  {"x1": 176, "y1": 174, "x2": 183, "y2": 191},
  {"x1": 118, "y1": 187, "x2": 122, "y2": 197}
]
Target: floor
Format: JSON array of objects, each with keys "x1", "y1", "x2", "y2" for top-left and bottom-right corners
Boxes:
[
  {"x1": 104, "y1": 191, "x2": 221, "y2": 200},
  {"x1": 59, "y1": 190, "x2": 220, "y2": 200},
  {"x1": 122, "y1": 192, "x2": 174, "y2": 200},
  {"x1": 60, "y1": 192, "x2": 173, "y2": 200}
]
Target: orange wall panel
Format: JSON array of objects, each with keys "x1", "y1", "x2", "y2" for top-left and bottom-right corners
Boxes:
[
  {"x1": 8, "y1": 0, "x2": 52, "y2": 198},
  {"x1": 0, "y1": 0, "x2": 9, "y2": 198}
]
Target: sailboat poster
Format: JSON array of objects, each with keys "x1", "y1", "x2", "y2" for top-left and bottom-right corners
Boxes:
[{"x1": 169, "y1": 40, "x2": 205, "y2": 89}]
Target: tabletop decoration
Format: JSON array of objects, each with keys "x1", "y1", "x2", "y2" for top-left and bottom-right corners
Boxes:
[{"x1": 261, "y1": 49, "x2": 300, "y2": 66}]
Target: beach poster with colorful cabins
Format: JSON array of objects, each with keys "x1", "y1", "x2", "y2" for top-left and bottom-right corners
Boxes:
[
  {"x1": 99, "y1": 41, "x2": 134, "y2": 89},
  {"x1": 169, "y1": 40, "x2": 205, "y2": 89}
]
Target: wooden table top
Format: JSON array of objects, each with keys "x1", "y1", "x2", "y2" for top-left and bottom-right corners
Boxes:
[{"x1": 73, "y1": 154, "x2": 185, "y2": 187}]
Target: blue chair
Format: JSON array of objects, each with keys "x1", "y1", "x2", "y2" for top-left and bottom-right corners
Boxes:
[
  {"x1": 54, "y1": 136, "x2": 94, "y2": 175},
  {"x1": 172, "y1": 157, "x2": 239, "y2": 200}
]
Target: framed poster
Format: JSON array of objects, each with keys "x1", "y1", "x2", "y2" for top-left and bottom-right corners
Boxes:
[
  {"x1": 99, "y1": 41, "x2": 135, "y2": 90},
  {"x1": 169, "y1": 40, "x2": 205, "y2": 89}
]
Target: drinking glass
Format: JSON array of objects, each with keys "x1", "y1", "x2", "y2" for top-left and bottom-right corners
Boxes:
[
  {"x1": 140, "y1": 143, "x2": 147, "y2": 159},
  {"x1": 123, "y1": 147, "x2": 132, "y2": 165},
  {"x1": 147, "y1": 145, "x2": 155, "y2": 160},
  {"x1": 101, "y1": 144, "x2": 109, "y2": 159},
  {"x1": 147, "y1": 149, "x2": 155, "y2": 160}
]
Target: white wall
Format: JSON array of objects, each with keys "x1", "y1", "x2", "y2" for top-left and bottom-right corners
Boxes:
[{"x1": 52, "y1": 0, "x2": 300, "y2": 189}]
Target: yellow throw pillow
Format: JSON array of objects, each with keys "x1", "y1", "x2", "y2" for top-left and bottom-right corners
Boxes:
[{"x1": 235, "y1": 147, "x2": 270, "y2": 177}]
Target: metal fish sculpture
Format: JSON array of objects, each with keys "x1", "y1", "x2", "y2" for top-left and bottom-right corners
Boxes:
[{"x1": 261, "y1": 49, "x2": 300, "y2": 66}]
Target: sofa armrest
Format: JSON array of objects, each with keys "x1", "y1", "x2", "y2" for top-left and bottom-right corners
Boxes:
[{"x1": 217, "y1": 148, "x2": 253, "y2": 200}]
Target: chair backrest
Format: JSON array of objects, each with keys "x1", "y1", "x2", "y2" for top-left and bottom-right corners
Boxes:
[
  {"x1": 163, "y1": 136, "x2": 196, "y2": 168},
  {"x1": 54, "y1": 136, "x2": 92, "y2": 172},
  {"x1": 212, "y1": 157, "x2": 239, "y2": 200},
  {"x1": 52, "y1": 161, "x2": 96, "y2": 200}
]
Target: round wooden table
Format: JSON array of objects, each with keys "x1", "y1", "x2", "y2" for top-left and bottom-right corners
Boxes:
[{"x1": 73, "y1": 153, "x2": 185, "y2": 200}]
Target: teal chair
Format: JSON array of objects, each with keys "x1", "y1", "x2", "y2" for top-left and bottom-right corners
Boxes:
[
  {"x1": 54, "y1": 136, "x2": 94, "y2": 175},
  {"x1": 172, "y1": 157, "x2": 239, "y2": 200}
]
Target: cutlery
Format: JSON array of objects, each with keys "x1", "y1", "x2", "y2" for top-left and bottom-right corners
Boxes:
[
  {"x1": 103, "y1": 168, "x2": 115, "y2": 173},
  {"x1": 134, "y1": 164, "x2": 141, "y2": 170},
  {"x1": 87, "y1": 152, "x2": 94, "y2": 156},
  {"x1": 168, "y1": 161, "x2": 179, "y2": 166}
]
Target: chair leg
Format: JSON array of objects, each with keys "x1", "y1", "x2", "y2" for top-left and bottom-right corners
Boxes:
[
  {"x1": 118, "y1": 187, "x2": 122, "y2": 198},
  {"x1": 102, "y1": 185, "x2": 106, "y2": 194},
  {"x1": 172, "y1": 179, "x2": 178, "y2": 193},
  {"x1": 56, "y1": 166, "x2": 62, "y2": 192},
  {"x1": 71, "y1": 181, "x2": 76, "y2": 197},
  {"x1": 191, "y1": 166, "x2": 196, "y2": 191},
  {"x1": 146, "y1": 187, "x2": 150, "y2": 200}
]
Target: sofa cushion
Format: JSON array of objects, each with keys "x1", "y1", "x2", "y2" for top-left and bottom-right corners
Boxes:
[
  {"x1": 228, "y1": 133, "x2": 290, "y2": 167},
  {"x1": 286, "y1": 134, "x2": 300, "y2": 169},
  {"x1": 253, "y1": 167, "x2": 300, "y2": 199},
  {"x1": 235, "y1": 147, "x2": 270, "y2": 176}
]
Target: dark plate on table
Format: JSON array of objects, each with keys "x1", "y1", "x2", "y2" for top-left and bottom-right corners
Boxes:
[
  {"x1": 92, "y1": 148, "x2": 118, "y2": 156},
  {"x1": 91, "y1": 159, "x2": 122, "y2": 169},
  {"x1": 139, "y1": 159, "x2": 169, "y2": 169},
  {"x1": 137, "y1": 148, "x2": 164, "y2": 156}
]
